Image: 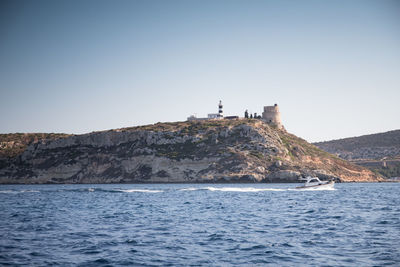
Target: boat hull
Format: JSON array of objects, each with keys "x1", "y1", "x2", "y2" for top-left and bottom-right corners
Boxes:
[{"x1": 296, "y1": 181, "x2": 335, "y2": 190}]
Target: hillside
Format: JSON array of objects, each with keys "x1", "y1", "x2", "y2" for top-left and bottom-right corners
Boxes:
[
  {"x1": 314, "y1": 130, "x2": 400, "y2": 178},
  {"x1": 0, "y1": 133, "x2": 72, "y2": 159},
  {"x1": 314, "y1": 130, "x2": 400, "y2": 160},
  {"x1": 0, "y1": 119, "x2": 381, "y2": 184}
]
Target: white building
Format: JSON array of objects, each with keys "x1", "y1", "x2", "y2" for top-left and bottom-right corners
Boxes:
[
  {"x1": 207, "y1": 113, "x2": 220, "y2": 119},
  {"x1": 187, "y1": 101, "x2": 224, "y2": 121}
]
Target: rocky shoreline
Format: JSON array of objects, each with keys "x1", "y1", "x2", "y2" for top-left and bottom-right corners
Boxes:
[{"x1": 0, "y1": 119, "x2": 381, "y2": 184}]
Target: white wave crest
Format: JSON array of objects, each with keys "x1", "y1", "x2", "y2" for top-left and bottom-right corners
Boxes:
[
  {"x1": 179, "y1": 187, "x2": 200, "y2": 191},
  {"x1": 0, "y1": 190, "x2": 40, "y2": 193},
  {"x1": 0, "y1": 190, "x2": 18, "y2": 194},
  {"x1": 116, "y1": 189, "x2": 163, "y2": 193}
]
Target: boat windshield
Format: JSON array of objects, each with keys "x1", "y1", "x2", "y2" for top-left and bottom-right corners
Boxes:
[{"x1": 307, "y1": 178, "x2": 321, "y2": 183}]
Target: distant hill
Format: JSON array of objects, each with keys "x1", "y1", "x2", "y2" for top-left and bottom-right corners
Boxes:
[
  {"x1": 314, "y1": 130, "x2": 400, "y2": 178},
  {"x1": 0, "y1": 119, "x2": 380, "y2": 184}
]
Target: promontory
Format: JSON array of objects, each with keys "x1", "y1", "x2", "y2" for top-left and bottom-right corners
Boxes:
[{"x1": 0, "y1": 119, "x2": 381, "y2": 184}]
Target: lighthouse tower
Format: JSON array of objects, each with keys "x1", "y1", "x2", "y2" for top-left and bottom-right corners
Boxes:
[{"x1": 218, "y1": 100, "x2": 223, "y2": 118}]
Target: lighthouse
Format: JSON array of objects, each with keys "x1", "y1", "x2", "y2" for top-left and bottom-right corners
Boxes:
[{"x1": 218, "y1": 100, "x2": 223, "y2": 118}]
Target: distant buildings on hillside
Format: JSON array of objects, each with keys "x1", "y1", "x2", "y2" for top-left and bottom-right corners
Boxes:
[
  {"x1": 187, "y1": 100, "x2": 226, "y2": 121},
  {"x1": 187, "y1": 101, "x2": 283, "y2": 129}
]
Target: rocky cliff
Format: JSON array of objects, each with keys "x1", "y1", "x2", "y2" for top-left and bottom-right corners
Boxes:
[{"x1": 0, "y1": 120, "x2": 381, "y2": 184}]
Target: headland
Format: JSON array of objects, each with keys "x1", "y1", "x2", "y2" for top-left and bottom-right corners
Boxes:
[{"x1": 0, "y1": 118, "x2": 381, "y2": 184}]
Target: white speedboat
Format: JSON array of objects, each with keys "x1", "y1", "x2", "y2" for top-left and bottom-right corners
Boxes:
[{"x1": 295, "y1": 176, "x2": 334, "y2": 189}]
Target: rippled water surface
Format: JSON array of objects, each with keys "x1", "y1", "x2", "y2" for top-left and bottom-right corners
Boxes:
[{"x1": 1, "y1": 183, "x2": 399, "y2": 266}]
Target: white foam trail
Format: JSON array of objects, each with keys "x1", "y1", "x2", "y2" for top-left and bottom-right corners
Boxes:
[
  {"x1": 116, "y1": 189, "x2": 163, "y2": 193},
  {"x1": 205, "y1": 187, "x2": 286, "y2": 192},
  {"x1": 179, "y1": 187, "x2": 199, "y2": 191},
  {"x1": 20, "y1": 190, "x2": 40, "y2": 193},
  {"x1": 0, "y1": 190, "x2": 40, "y2": 193},
  {"x1": 294, "y1": 187, "x2": 336, "y2": 191},
  {"x1": 0, "y1": 190, "x2": 18, "y2": 194}
]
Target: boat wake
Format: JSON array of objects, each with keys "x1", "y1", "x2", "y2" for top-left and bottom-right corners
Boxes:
[
  {"x1": 0, "y1": 190, "x2": 40, "y2": 194},
  {"x1": 113, "y1": 189, "x2": 164, "y2": 193},
  {"x1": 205, "y1": 187, "x2": 286, "y2": 192},
  {"x1": 179, "y1": 186, "x2": 336, "y2": 192},
  {"x1": 0, "y1": 186, "x2": 335, "y2": 194},
  {"x1": 294, "y1": 187, "x2": 336, "y2": 191}
]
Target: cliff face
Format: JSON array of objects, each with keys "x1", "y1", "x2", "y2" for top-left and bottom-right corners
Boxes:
[
  {"x1": 0, "y1": 120, "x2": 381, "y2": 184},
  {"x1": 0, "y1": 133, "x2": 71, "y2": 159}
]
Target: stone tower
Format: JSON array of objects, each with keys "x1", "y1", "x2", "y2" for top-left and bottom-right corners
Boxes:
[{"x1": 262, "y1": 104, "x2": 282, "y2": 129}]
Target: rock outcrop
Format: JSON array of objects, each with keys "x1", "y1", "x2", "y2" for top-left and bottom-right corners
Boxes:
[{"x1": 0, "y1": 120, "x2": 381, "y2": 184}]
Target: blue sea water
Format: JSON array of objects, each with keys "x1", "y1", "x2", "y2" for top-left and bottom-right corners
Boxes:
[{"x1": 0, "y1": 183, "x2": 399, "y2": 266}]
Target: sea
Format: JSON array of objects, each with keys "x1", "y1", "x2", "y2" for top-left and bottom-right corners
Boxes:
[{"x1": 0, "y1": 183, "x2": 399, "y2": 266}]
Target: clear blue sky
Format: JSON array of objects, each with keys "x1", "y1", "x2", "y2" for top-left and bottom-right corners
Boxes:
[{"x1": 1, "y1": 0, "x2": 399, "y2": 142}]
